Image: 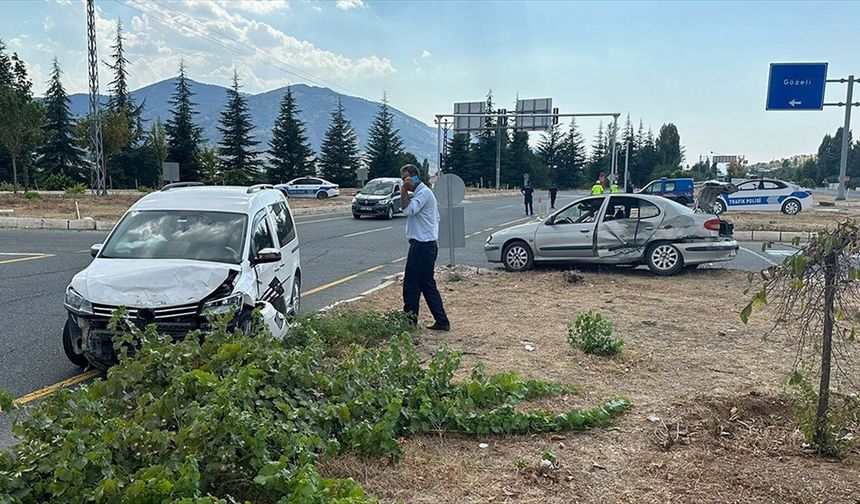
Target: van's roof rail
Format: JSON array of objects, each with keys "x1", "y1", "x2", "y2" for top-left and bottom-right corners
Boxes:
[
  {"x1": 161, "y1": 182, "x2": 204, "y2": 191},
  {"x1": 247, "y1": 184, "x2": 275, "y2": 194}
]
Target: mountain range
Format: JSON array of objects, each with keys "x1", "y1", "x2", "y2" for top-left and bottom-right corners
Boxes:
[{"x1": 68, "y1": 79, "x2": 437, "y2": 167}]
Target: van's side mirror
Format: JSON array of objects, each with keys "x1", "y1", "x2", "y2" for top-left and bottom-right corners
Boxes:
[
  {"x1": 90, "y1": 243, "x2": 102, "y2": 258},
  {"x1": 252, "y1": 247, "x2": 281, "y2": 265}
]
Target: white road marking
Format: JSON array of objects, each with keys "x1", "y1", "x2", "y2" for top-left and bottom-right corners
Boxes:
[
  {"x1": 739, "y1": 246, "x2": 779, "y2": 266},
  {"x1": 343, "y1": 226, "x2": 392, "y2": 238},
  {"x1": 296, "y1": 216, "x2": 350, "y2": 225},
  {"x1": 0, "y1": 252, "x2": 49, "y2": 256},
  {"x1": 494, "y1": 204, "x2": 514, "y2": 209}
]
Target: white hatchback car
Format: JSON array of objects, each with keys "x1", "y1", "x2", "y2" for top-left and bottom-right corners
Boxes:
[
  {"x1": 63, "y1": 183, "x2": 302, "y2": 369},
  {"x1": 276, "y1": 177, "x2": 340, "y2": 199},
  {"x1": 712, "y1": 178, "x2": 813, "y2": 215}
]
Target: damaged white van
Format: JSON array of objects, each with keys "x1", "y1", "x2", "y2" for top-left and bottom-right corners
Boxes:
[{"x1": 63, "y1": 183, "x2": 302, "y2": 369}]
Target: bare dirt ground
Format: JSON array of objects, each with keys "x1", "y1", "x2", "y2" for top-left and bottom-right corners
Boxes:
[
  {"x1": 321, "y1": 266, "x2": 859, "y2": 503},
  {"x1": 0, "y1": 188, "x2": 516, "y2": 221},
  {"x1": 726, "y1": 206, "x2": 860, "y2": 233}
]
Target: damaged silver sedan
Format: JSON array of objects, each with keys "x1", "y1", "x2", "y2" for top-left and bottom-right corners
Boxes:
[{"x1": 484, "y1": 193, "x2": 738, "y2": 275}]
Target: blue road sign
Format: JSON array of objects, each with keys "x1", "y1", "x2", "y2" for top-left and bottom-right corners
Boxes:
[{"x1": 766, "y1": 63, "x2": 828, "y2": 110}]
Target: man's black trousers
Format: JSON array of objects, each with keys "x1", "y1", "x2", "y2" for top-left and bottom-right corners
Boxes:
[
  {"x1": 403, "y1": 239, "x2": 449, "y2": 326},
  {"x1": 524, "y1": 199, "x2": 534, "y2": 214}
]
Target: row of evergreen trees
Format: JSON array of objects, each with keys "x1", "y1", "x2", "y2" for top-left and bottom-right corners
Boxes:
[
  {"x1": 0, "y1": 22, "x2": 426, "y2": 191},
  {"x1": 442, "y1": 91, "x2": 687, "y2": 189}
]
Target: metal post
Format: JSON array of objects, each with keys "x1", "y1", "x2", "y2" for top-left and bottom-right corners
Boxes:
[
  {"x1": 495, "y1": 121, "x2": 502, "y2": 190},
  {"x1": 86, "y1": 0, "x2": 105, "y2": 196},
  {"x1": 609, "y1": 116, "x2": 618, "y2": 180},
  {"x1": 837, "y1": 75, "x2": 854, "y2": 201},
  {"x1": 447, "y1": 174, "x2": 455, "y2": 266},
  {"x1": 436, "y1": 117, "x2": 442, "y2": 176},
  {"x1": 624, "y1": 142, "x2": 630, "y2": 192}
]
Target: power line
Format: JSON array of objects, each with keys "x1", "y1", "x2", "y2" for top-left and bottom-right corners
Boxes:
[{"x1": 112, "y1": 0, "x2": 426, "y2": 119}]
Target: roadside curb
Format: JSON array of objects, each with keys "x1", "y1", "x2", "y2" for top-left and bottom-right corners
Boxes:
[{"x1": 732, "y1": 229, "x2": 816, "y2": 243}]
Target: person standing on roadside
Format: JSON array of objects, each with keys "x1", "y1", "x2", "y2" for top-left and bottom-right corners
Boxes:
[
  {"x1": 549, "y1": 183, "x2": 558, "y2": 209},
  {"x1": 522, "y1": 182, "x2": 534, "y2": 215},
  {"x1": 400, "y1": 164, "x2": 450, "y2": 331},
  {"x1": 610, "y1": 176, "x2": 620, "y2": 193},
  {"x1": 591, "y1": 179, "x2": 605, "y2": 195}
]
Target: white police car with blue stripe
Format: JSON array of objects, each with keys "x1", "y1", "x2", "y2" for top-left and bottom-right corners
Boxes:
[
  {"x1": 275, "y1": 177, "x2": 340, "y2": 200},
  {"x1": 713, "y1": 179, "x2": 813, "y2": 216}
]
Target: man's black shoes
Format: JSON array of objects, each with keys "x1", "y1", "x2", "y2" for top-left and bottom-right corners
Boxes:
[{"x1": 427, "y1": 322, "x2": 450, "y2": 331}]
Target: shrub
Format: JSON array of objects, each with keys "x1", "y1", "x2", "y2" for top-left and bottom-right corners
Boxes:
[
  {"x1": 64, "y1": 183, "x2": 87, "y2": 195},
  {"x1": 23, "y1": 191, "x2": 41, "y2": 200},
  {"x1": 0, "y1": 310, "x2": 629, "y2": 501},
  {"x1": 290, "y1": 309, "x2": 414, "y2": 352},
  {"x1": 138, "y1": 185, "x2": 154, "y2": 193},
  {"x1": 788, "y1": 372, "x2": 857, "y2": 459},
  {"x1": 40, "y1": 173, "x2": 75, "y2": 191},
  {"x1": 0, "y1": 182, "x2": 13, "y2": 192},
  {"x1": 567, "y1": 311, "x2": 624, "y2": 356}
]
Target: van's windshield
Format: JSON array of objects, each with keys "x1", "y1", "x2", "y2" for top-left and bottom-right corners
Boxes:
[
  {"x1": 100, "y1": 210, "x2": 248, "y2": 264},
  {"x1": 360, "y1": 181, "x2": 395, "y2": 196}
]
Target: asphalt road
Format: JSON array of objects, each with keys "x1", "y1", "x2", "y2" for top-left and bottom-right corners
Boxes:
[{"x1": 0, "y1": 191, "x2": 799, "y2": 446}]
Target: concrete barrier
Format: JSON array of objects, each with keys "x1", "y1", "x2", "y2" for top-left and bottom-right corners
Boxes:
[
  {"x1": 96, "y1": 221, "x2": 116, "y2": 231},
  {"x1": 68, "y1": 218, "x2": 97, "y2": 230},
  {"x1": 16, "y1": 217, "x2": 44, "y2": 229},
  {"x1": 0, "y1": 217, "x2": 18, "y2": 228},
  {"x1": 42, "y1": 218, "x2": 69, "y2": 230}
]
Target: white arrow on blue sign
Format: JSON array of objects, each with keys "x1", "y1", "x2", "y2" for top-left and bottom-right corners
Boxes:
[{"x1": 766, "y1": 63, "x2": 828, "y2": 111}]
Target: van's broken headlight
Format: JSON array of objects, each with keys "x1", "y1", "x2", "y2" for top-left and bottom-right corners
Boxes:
[
  {"x1": 203, "y1": 293, "x2": 243, "y2": 316},
  {"x1": 64, "y1": 286, "x2": 93, "y2": 315}
]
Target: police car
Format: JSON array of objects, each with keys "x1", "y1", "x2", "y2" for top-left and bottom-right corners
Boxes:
[
  {"x1": 275, "y1": 177, "x2": 340, "y2": 199},
  {"x1": 712, "y1": 178, "x2": 813, "y2": 215}
]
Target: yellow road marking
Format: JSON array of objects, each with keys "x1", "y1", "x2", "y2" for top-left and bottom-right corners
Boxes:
[
  {"x1": 0, "y1": 254, "x2": 54, "y2": 266},
  {"x1": 390, "y1": 256, "x2": 407, "y2": 263},
  {"x1": 14, "y1": 369, "x2": 101, "y2": 405},
  {"x1": 303, "y1": 264, "x2": 386, "y2": 297},
  {"x1": 498, "y1": 216, "x2": 533, "y2": 228}
]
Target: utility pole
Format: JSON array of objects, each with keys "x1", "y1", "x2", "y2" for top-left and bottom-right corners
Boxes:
[
  {"x1": 86, "y1": 0, "x2": 106, "y2": 196},
  {"x1": 835, "y1": 75, "x2": 855, "y2": 200},
  {"x1": 624, "y1": 142, "x2": 630, "y2": 192}
]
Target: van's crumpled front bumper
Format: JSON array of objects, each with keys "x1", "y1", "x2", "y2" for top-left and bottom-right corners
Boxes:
[
  {"x1": 676, "y1": 239, "x2": 739, "y2": 265},
  {"x1": 68, "y1": 300, "x2": 287, "y2": 369}
]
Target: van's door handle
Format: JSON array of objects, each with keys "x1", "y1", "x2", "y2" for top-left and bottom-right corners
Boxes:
[
  {"x1": 643, "y1": 226, "x2": 655, "y2": 231},
  {"x1": 579, "y1": 229, "x2": 590, "y2": 233}
]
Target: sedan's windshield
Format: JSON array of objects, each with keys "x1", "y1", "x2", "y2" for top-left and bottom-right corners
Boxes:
[
  {"x1": 100, "y1": 210, "x2": 248, "y2": 264},
  {"x1": 360, "y1": 181, "x2": 394, "y2": 196}
]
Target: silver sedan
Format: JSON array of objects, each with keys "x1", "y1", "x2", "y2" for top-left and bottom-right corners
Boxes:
[{"x1": 484, "y1": 193, "x2": 738, "y2": 276}]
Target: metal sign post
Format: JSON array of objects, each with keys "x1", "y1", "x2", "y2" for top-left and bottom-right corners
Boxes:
[
  {"x1": 433, "y1": 173, "x2": 466, "y2": 267},
  {"x1": 765, "y1": 62, "x2": 859, "y2": 200}
]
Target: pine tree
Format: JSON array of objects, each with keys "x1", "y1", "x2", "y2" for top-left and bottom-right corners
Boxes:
[
  {"x1": 420, "y1": 158, "x2": 431, "y2": 182},
  {"x1": 0, "y1": 38, "x2": 13, "y2": 88},
  {"x1": 165, "y1": 61, "x2": 203, "y2": 181},
  {"x1": 587, "y1": 122, "x2": 607, "y2": 182},
  {"x1": 537, "y1": 123, "x2": 565, "y2": 183},
  {"x1": 444, "y1": 132, "x2": 470, "y2": 179},
  {"x1": 35, "y1": 58, "x2": 87, "y2": 182},
  {"x1": 107, "y1": 21, "x2": 131, "y2": 113},
  {"x1": 148, "y1": 119, "x2": 167, "y2": 185},
  {"x1": 217, "y1": 70, "x2": 261, "y2": 185},
  {"x1": 318, "y1": 98, "x2": 360, "y2": 187},
  {"x1": 466, "y1": 90, "x2": 497, "y2": 187},
  {"x1": 365, "y1": 95, "x2": 404, "y2": 179},
  {"x1": 558, "y1": 119, "x2": 586, "y2": 188},
  {"x1": 11, "y1": 53, "x2": 31, "y2": 97},
  {"x1": 268, "y1": 86, "x2": 314, "y2": 183},
  {"x1": 505, "y1": 130, "x2": 530, "y2": 188}
]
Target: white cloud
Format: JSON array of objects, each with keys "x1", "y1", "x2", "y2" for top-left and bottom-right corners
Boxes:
[
  {"x1": 335, "y1": 0, "x2": 364, "y2": 10},
  {"x1": 420, "y1": 49, "x2": 432, "y2": 59},
  {"x1": 53, "y1": 0, "x2": 72, "y2": 5},
  {"x1": 43, "y1": 16, "x2": 55, "y2": 31},
  {"x1": 218, "y1": 1, "x2": 290, "y2": 15},
  {"x1": 412, "y1": 58, "x2": 421, "y2": 74}
]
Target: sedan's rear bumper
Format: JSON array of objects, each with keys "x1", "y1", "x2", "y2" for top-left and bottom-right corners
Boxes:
[{"x1": 677, "y1": 240, "x2": 739, "y2": 265}]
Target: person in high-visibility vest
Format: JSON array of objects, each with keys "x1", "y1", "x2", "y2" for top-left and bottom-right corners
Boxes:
[
  {"x1": 591, "y1": 180, "x2": 605, "y2": 195},
  {"x1": 610, "y1": 176, "x2": 620, "y2": 193}
]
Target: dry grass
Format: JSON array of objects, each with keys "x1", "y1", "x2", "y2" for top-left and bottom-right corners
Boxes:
[
  {"x1": 318, "y1": 266, "x2": 859, "y2": 503},
  {"x1": 726, "y1": 206, "x2": 860, "y2": 233}
]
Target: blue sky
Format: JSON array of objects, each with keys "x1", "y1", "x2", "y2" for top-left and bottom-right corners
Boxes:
[{"x1": 1, "y1": 0, "x2": 858, "y2": 164}]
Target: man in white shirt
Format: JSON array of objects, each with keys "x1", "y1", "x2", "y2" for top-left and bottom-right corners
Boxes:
[{"x1": 400, "y1": 164, "x2": 450, "y2": 331}]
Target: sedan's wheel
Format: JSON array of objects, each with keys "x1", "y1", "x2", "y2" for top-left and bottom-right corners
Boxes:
[
  {"x1": 676, "y1": 197, "x2": 689, "y2": 206},
  {"x1": 646, "y1": 243, "x2": 684, "y2": 276},
  {"x1": 287, "y1": 276, "x2": 301, "y2": 319},
  {"x1": 502, "y1": 241, "x2": 534, "y2": 272},
  {"x1": 782, "y1": 199, "x2": 801, "y2": 215},
  {"x1": 63, "y1": 319, "x2": 88, "y2": 367},
  {"x1": 713, "y1": 199, "x2": 726, "y2": 215},
  {"x1": 316, "y1": 191, "x2": 328, "y2": 200}
]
